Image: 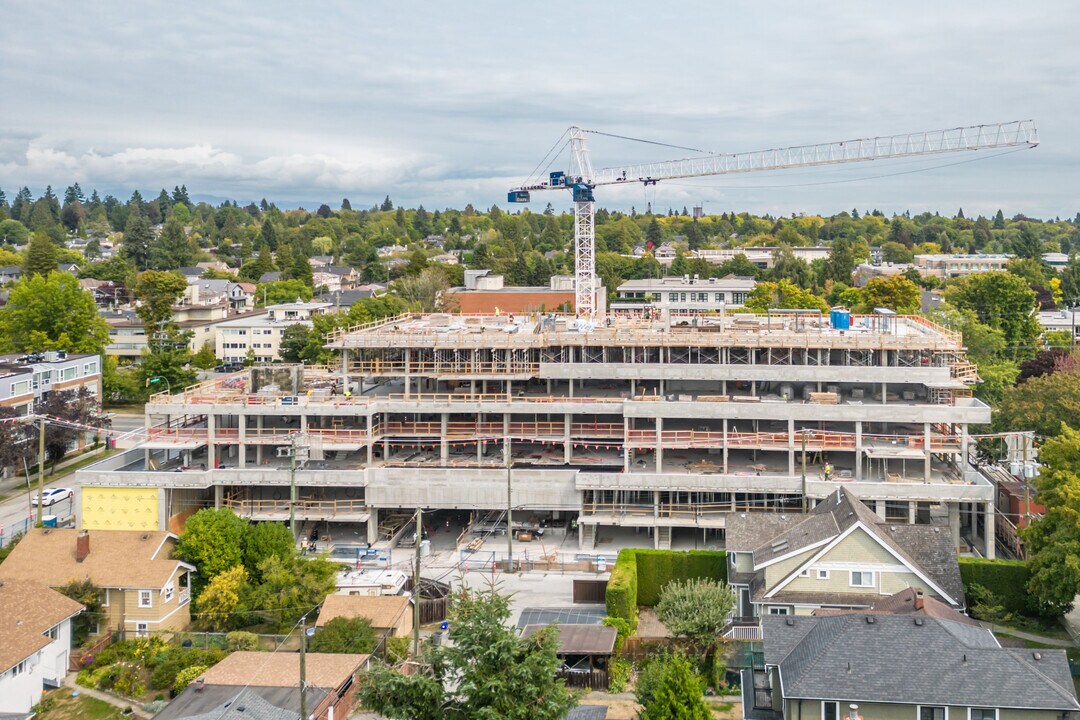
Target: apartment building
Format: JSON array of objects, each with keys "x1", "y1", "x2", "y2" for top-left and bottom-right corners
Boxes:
[
  {"x1": 691, "y1": 246, "x2": 831, "y2": 269},
  {"x1": 215, "y1": 300, "x2": 332, "y2": 363},
  {"x1": 913, "y1": 253, "x2": 1011, "y2": 278},
  {"x1": 611, "y1": 275, "x2": 756, "y2": 316},
  {"x1": 78, "y1": 308, "x2": 998, "y2": 559},
  {"x1": 0, "y1": 351, "x2": 101, "y2": 415}
]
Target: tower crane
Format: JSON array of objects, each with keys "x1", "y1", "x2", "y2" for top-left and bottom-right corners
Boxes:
[{"x1": 508, "y1": 121, "x2": 1039, "y2": 318}]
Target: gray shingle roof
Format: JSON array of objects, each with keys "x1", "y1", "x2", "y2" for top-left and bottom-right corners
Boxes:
[{"x1": 762, "y1": 614, "x2": 1080, "y2": 711}]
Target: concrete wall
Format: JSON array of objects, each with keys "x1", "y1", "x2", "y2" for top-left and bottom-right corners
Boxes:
[
  {"x1": 540, "y1": 363, "x2": 952, "y2": 384},
  {"x1": 365, "y1": 467, "x2": 579, "y2": 510}
]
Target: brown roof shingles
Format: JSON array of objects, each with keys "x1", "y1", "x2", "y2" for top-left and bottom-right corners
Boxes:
[
  {"x1": 315, "y1": 594, "x2": 410, "y2": 630},
  {"x1": 0, "y1": 579, "x2": 83, "y2": 673},
  {"x1": 199, "y1": 651, "x2": 368, "y2": 690},
  {"x1": 0, "y1": 529, "x2": 189, "y2": 590}
]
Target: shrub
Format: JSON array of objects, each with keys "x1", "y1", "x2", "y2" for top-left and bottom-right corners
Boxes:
[
  {"x1": 174, "y1": 665, "x2": 209, "y2": 694},
  {"x1": 603, "y1": 615, "x2": 632, "y2": 653},
  {"x1": 112, "y1": 663, "x2": 145, "y2": 699},
  {"x1": 386, "y1": 636, "x2": 411, "y2": 664},
  {"x1": 606, "y1": 549, "x2": 639, "y2": 630},
  {"x1": 605, "y1": 549, "x2": 728, "y2": 626},
  {"x1": 608, "y1": 658, "x2": 632, "y2": 694},
  {"x1": 226, "y1": 631, "x2": 259, "y2": 651},
  {"x1": 959, "y1": 557, "x2": 1036, "y2": 616}
]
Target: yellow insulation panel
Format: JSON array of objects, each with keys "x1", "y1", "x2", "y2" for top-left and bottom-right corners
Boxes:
[{"x1": 81, "y1": 487, "x2": 160, "y2": 531}]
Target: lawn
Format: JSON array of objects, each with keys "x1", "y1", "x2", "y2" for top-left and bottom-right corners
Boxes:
[{"x1": 37, "y1": 687, "x2": 125, "y2": 720}]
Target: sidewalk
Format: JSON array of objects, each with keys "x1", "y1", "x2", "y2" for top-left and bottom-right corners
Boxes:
[
  {"x1": 62, "y1": 673, "x2": 153, "y2": 719},
  {"x1": 978, "y1": 621, "x2": 1076, "y2": 648}
]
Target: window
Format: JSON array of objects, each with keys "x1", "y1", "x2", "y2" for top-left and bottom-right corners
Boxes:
[
  {"x1": 46, "y1": 625, "x2": 59, "y2": 639},
  {"x1": 668, "y1": 293, "x2": 678, "y2": 302},
  {"x1": 732, "y1": 292, "x2": 748, "y2": 304},
  {"x1": 798, "y1": 569, "x2": 810, "y2": 578},
  {"x1": 715, "y1": 293, "x2": 725, "y2": 302},
  {"x1": 849, "y1": 571, "x2": 874, "y2": 588},
  {"x1": 767, "y1": 607, "x2": 789, "y2": 615},
  {"x1": 817, "y1": 570, "x2": 830, "y2": 580},
  {"x1": 135, "y1": 622, "x2": 149, "y2": 638},
  {"x1": 968, "y1": 711, "x2": 996, "y2": 720},
  {"x1": 62, "y1": 367, "x2": 77, "y2": 381},
  {"x1": 822, "y1": 702, "x2": 840, "y2": 720},
  {"x1": 10, "y1": 660, "x2": 26, "y2": 677},
  {"x1": 164, "y1": 583, "x2": 174, "y2": 602},
  {"x1": 919, "y1": 707, "x2": 946, "y2": 720},
  {"x1": 138, "y1": 590, "x2": 152, "y2": 608},
  {"x1": 11, "y1": 380, "x2": 31, "y2": 395}
]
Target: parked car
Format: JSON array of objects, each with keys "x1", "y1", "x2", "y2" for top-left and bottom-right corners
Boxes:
[{"x1": 31, "y1": 487, "x2": 74, "y2": 507}]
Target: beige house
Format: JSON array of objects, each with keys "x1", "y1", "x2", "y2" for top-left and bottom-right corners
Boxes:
[
  {"x1": 0, "y1": 529, "x2": 194, "y2": 637},
  {"x1": 315, "y1": 594, "x2": 412, "y2": 638},
  {"x1": 726, "y1": 488, "x2": 963, "y2": 618}
]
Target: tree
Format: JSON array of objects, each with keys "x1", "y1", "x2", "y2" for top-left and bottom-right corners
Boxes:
[
  {"x1": 37, "y1": 387, "x2": 108, "y2": 463},
  {"x1": 1022, "y1": 426, "x2": 1080, "y2": 615},
  {"x1": 58, "y1": 579, "x2": 105, "y2": 646},
  {"x1": 279, "y1": 323, "x2": 313, "y2": 363},
  {"x1": 242, "y1": 521, "x2": 295, "y2": 583},
  {"x1": 380, "y1": 195, "x2": 394, "y2": 212},
  {"x1": 194, "y1": 565, "x2": 249, "y2": 631},
  {"x1": 240, "y1": 245, "x2": 276, "y2": 282},
  {"x1": 316, "y1": 204, "x2": 333, "y2": 219},
  {"x1": 191, "y1": 342, "x2": 218, "y2": 369},
  {"x1": 149, "y1": 218, "x2": 195, "y2": 270},
  {"x1": 394, "y1": 267, "x2": 451, "y2": 312},
  {"x1": 992, "y1": 371, "x2": 1080, "y2": 437},
  {"x1": 122, "y1": 211, "x2": 153, "y2": 270},
  {"x1": 22, "y1": 233, "x2": 59, "y2": 277},
  {"x1": 0, "y1": 218, "x2": 29, "y2": 245},
  {"x1": 176, "y1": 508, "x2": 248, "y2": 598},
  {"x1": 945, "y1": 272, "x2": 1040, "y2": 357},
  {"x1": 770, "y1": 247, "x2": 813, "y2": 288},
  {"x1": 744, "y1": 279, "x2": 828, "y2": 313},
  {"x1": 247, "y1": 554, "x2": 337, "y2": 632},
  {"x1": 356, "y1": 583, "x2": 576, "y2": 720},
  {"x1": 133, "y1": 270, "x2": 188, "y2": 332},
  {"x1": 858, "y1": 276, "x2": 921, "y2": 313},
  {"x1": 655, "y1": 579, "x2": 735, "y2": 685},
  {"x1": 0, "y1": 407, "x2": 36, "y2": 475},
  {"x1": 1013, "y1": 222, "x2": 1042, "y2": 259},
  {"x1": 637, "y1": 652, "x2": 710, "y2": 720},
  {"x1": 0, "y1": 272, "x2": 110, "y2": 354},
  {"x1": 309, "y1": 616, "x2": 377, "y2": 654},
  {"x1": 256, "y1": 279, "x2": 312, "y2": 306},
  {"x1": 880, "y1": 241, "x2": 914, "y2": 264},
  {"x1": 822, "y1": 237, "x2": 858, "y2": 284}
]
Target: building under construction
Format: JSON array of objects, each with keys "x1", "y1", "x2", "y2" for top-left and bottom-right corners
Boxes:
[{"x1": 76, "y1": 309, "x2": 999, "y2": 558}]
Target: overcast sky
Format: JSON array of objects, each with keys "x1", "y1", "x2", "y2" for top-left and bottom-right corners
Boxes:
[{"x1": 0, "y1": 1, "x2": 1076, "y2": 218}]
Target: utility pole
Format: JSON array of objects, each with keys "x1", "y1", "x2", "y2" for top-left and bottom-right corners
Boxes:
[
  {"x1": 36, "y1": 416, "x2": 45, "y2": 525},
  {"x1": 800, "y1": 429, "x2": 808, "y2": 513},
  {"x1": 413, "y1": 507, "x2": 422, "y2": 657},
  {"x1": 289, "y1": 434, "x2": 298, "y2": 538},
  {"x1": 299, "y1": 614, "x2": 308, "y2": 720},
  {"x1": 1022, "y1": 432, "x2": 1031, "y2": 528}
]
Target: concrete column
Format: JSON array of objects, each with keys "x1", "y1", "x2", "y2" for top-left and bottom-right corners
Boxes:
[
  {"x1": 924, "y1": 423, "x2": 932, "y2": 482},
  {"x1": 623, "y1": 417, "x2": 631, "y2": 471},
  {"x1": 908, "y1": 501, "x2": 916, "y2": 524},
  {"x1": 207, "y1": 413, "x2": 216, "y2": 469},
  {"x1": 722, "y1": 419, "x2": 729, "y2": 474},
  {"x1": 630, "y1": 379, "x2": 636, "y2": 397},
  {"x1": 751, "y1": 380, "x2": 756, "y2": 397},
  {"x1": 855, "y1": 421, "x2": 863, "y2": 481},
  {"x1": 960, "y1": 423, "x2": 970, "y2": 470},
  {"x1": 404, "y1": 350, "x2": 411, "y2": 399},
  {"x1": 256, "y1": 415, "x2": 263, "y2": 465},
  {"x1": 564, "y1": 414, "x2": 572, "y2": 464},
  {"x1": 882, "y1": 381, "x2": 888, "y2": 404},
  {"x1": 367, "y1": 508, "x2": 378, "y2": 545},
  {"x1": 985, "y1": 502, "x2": 996, "y2": 559},
  {"x1": 948, "y1": 502, "x2": 961, "y2": 550},
  {"x1": 653, "y1": 492, "x2": 660, "y2": 549},
  {"x1": 238, "y1": 414, "x2": 246, "y2": 469},
  {"x1": 787, "y1": 419, "x2": 796, "y2": 475},
  {"x1": 568, "y1": 377, "x2": 574, "y2": 398},
  {"x1": 506, "y1": 379, "x2": 512, "y2": 401},
  {"x1": 440, "y1": 414, "x2": 449, "y2": 463},
  {"x1": 341, "y1": 348, "x2": 349, "y2": 388},
  {"x1": 300, "y1": 414, "x2": 308, "y2": 432},
  {"x1": 655, "y1": 417, "x2": 664, "y2": 473},
  {"x1": 214, "y1": 484, "x2": 223, "y2": 509},
  {"x1": 875, "y1": 500, "x2": 886, "y2": 520}
]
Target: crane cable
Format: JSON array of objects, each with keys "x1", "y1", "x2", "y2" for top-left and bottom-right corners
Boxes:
[
  {"x1": 582, "y1": 128, "x2": 715, "y2": 155},
  {"x1": 520, "y1": 128, "x2": 570, "y2": 187}
]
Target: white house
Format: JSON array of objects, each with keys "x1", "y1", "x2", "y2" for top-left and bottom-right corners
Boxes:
[
  {"x1": 0, "y1": 579, "x2": 83, "y2": 714},
  {"x1": 215, "y1": 300, "x2": 332, "y2": 363}
]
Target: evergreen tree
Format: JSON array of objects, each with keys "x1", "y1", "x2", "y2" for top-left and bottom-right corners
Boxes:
[
  {"x1": 646, "y1": 218, "x2": 662, "y2": 246},
  {"x1": 172, "y1": 184, "x2": 190, "y2": 205},
  {"x1": 129, "y1": 189, "x2": 144, "y2": 214},
  {"x1": 287, "y1": 248, "x2": 314, "y2": 288},
  {"x1": 149, "y1": 218, "x2": 193, "y2": 270},
  {"x1": 414, "y1": 205, "x2": 431, "y2": 237},
  {"x1": 316, "y1": 203, "x2": 332, "y2": 219},
  {"x1": 10, "y1": 187, "x2": 32, "y2": 223},
  {"x1": 994, "y1": 209, "x2": 1006, "y2": 229},
  {"x1": 1013, "y1": 222, "x2": 1042, "y2": 259},
  {"x1": 22, "y1": 233, "x2": 59, "y2": 277},
  {"x1": 157, "y1": 188, "x2": 172, "y2": 217},
  {"x1": 260, "y1": 218, "x2": 279, "y2": 250},
  {"x1": 380, "y1": 195, "x2": 393, "y2": 212},
  {"x1": 957, "y1": 207, "x2": 965, "y2": 219},
  {"x1": 341, "y1": 198, "x2": 352, "y2": 211},
  {"x1": 274, "y1": 242, "x2": 294, "y2": 278},
  {"x1": 259, "y1": 198, "x2": 270, "y2": 212},
  {"x1": 122, "y1": 210, "x2": 153, "y2": 270}
]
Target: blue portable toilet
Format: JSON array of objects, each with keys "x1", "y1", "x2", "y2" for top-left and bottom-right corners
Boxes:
[
  {"x1": 42, "y1": 515, "x2": 57, "y2": 528},
  {"x1": 830, "y1": 308, "x2": 851, "y2": 330}
]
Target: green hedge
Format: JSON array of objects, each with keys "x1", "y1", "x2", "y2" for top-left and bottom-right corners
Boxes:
[
  {"x1": 605, "y1": 549, "x2": 728, "y2": 626},
  {"x1": 606, "y1": 550, "x2": 639, "y2": 630},
  {"x1": 958, "y1": 557, "x2": 1034, "y2": 615}
]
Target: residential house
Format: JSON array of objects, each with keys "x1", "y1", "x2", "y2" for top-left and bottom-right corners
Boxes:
[
  {"x1": 154, "y1": 651, "x2": 370, "y2": 720},
  {"x1": 1037, "y1": 308, "x2": 1080, "y2": 343},
  {"x1": 316, "y1": 594, "x2": 412, "y2": 639},
  {"x1": 0, "y1": 580, "x2": 83, "y2": 715},
  {"x1": 431, "y1": 252, "x2": 459, "y2": 265},
  {"x1": 744, "y1": 613, "x2": 1080, "y2": 720},
  {"x1": 215, "y1": 301, "x2": 332, "y2": 363},
  {"x1": 101, "y1": 306, "x2": 266, "y2": 362},
  {"x1": 913, "y1": 253, "x2": 1012, "y2": 279},
  {"x1": 178, "y1": 267, "x2": 204, "y2": 284},
  {"x1": 310, "y1": 255, "x2": 334, "y2": 269},
  {"x1": 376, "y1": 244, "x2": 407, "y2": 257},
  {"x1": 196, "y1": 261, "x2": 232, "y2": 275},
  {"x1": 56, "y1": 262, "x2": 81, "y2": 275},
  {"x1": 258, "y1": 271, "x2": 282, "y2": 283},
  {"x1": 0, "y1": 529, "x2": 195, "y2": 637},
  {"x1": 327, "y1": 266, "x2": 362, "y2": 289},
  {"x1": 0, "y1": 352, "x2": 101, "y2": 416},
  {"x1": 226, "y1": 282, "x2": 256, "y2": 312},
  {"x1": 812, "y1": 587, "x2": 980, "y2": 625},
  {"x1": 0, "y1": 266, "x2": 22, "y2": 284},
  {"x1": 725, "y1": 488, "x2": 963, "y2": 619},
  {"x1": 313, "y1": 271, "x2": 342, "y2": 293}
]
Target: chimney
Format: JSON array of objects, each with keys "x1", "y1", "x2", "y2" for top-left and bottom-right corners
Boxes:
[
  {"x1": 848, "y1": 704, "x2": 863, "y2": 720},
  {"x1": 194, "y1": 677, "x2": 205, "y2": 692},
  {"x1": 76, "y1": 530, "x2": 90, "y2": 563},
  {"x1": 914, "y1": 589, "x2": 924, "y2": 611}
]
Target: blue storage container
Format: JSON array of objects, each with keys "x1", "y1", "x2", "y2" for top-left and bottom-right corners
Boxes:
[
  {"x1": 830, "y1": 309, "x2": 850, "y2": 330},
  {"x1": 42, "y1": 515, "x2": 57, "y2": 527}
]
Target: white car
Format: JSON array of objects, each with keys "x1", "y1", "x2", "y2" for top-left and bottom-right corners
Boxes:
[{"x1": 31, "y1": 487, "x2": 73, "y2": 507}]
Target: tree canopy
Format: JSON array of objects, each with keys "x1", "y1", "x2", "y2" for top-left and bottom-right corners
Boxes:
[{"x1": 0, "y1": 272, "x2": 110, "y2": 354}]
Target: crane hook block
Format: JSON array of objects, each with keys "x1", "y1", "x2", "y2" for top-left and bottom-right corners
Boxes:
[{"x1": 508, "y1": 191, "x2": 531, "y2": 203}]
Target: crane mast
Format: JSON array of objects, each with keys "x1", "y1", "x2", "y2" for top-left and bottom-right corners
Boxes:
[{"x1": 509, "y1": 120, "x2": 1039, "y2": 319}]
